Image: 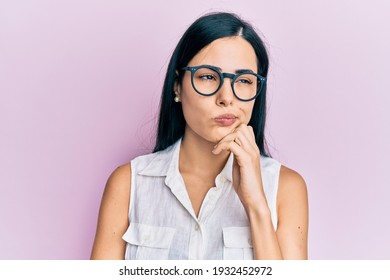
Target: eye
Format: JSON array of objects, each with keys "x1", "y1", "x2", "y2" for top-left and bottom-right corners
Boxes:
[
  {"x1": 237, "y1": 78, "x2": 253, "y2": 84},
  {"x1": 199, "y1": 74, "x2": 216, "y2": 81}
]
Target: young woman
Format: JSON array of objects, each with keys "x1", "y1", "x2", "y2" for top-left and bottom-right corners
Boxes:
[{"x1": 91, "y1": 12, "x2": 308, "y2": 260}]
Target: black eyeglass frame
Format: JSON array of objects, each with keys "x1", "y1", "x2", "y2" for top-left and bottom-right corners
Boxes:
[{"x1": 181, "y1": 65, "x2": 267, "y2": 102}]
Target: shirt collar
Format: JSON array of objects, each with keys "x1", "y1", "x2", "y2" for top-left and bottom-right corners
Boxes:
[
  {"x1": 138, "y1": 137, "x2": 233, "y2": 183},
  {"x1": 220, "y1": 152, "x2": 233, "y2": 183},
  {"x1": 137, "y1": 138, "x2": 182, "y2": 177}
]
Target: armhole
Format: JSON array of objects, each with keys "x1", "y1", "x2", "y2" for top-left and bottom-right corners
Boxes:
[
  {"x1": 129, "y1": 160, "x2": 135, "y2": 219},
  {"x1": 261, "y1": 155, "x2": 281, "y2": 232},
  {"x1": 273, "y1": 162, "x2": 282, "y2": 231}
]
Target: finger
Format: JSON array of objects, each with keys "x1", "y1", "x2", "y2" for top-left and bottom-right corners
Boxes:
[
  {"x1": 215, "y1": 131, "x2": 246, "y2": 151},
  {"x1": 215, "y1": 125, "x2": 254, "y2": 152},
  {"x1": 216, "y1": 123, "x2": 249, "y2": 145},
  {"x1": 236, "y1": 125, "x2": 258, "y2": 151},
  {"x1": 232, "y1": 124, "x2": 258, "y2": 152},
  {"x1": 217, "y1": 131, "x2": 237, "y2": 143},
  {"x1": 212, "y1": 140, "x2": 247, "y2": 162},
  {"x1": 234, "y1": 128, "x2": 255, "y2": 150}
]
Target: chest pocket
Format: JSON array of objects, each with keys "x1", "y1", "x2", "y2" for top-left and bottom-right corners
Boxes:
[
  {"x1": 222, "y1": 227, "x2": 253, "y2": 260},
  {"x1": 122, "y1": 223, "x2": 176, "y2": 260}
]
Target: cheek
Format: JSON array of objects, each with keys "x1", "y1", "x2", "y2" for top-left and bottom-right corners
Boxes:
[
  {"x1": 180, "y1": 78, "x2": 212, "y2": 116},
  {"x1": 181, "y1": 91, "x2": 209, "y2": 123},
  {"x1": 241, "y1": 103, "x2": 255, "y2": 123}
]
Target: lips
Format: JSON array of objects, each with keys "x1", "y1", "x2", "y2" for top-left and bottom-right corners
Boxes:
[{"x1": 214, "y1": 113, "x2": 237, "y2": 126}]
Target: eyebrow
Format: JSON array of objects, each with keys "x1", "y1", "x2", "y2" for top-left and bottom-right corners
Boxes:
[{"x1": 206, "y1": 64, "x2": 256, "y2": 74}]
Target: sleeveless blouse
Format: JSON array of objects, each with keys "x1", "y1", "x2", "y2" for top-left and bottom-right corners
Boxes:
[{"x1": 122, "y1": 138, "x2": 281, "y2": 260}]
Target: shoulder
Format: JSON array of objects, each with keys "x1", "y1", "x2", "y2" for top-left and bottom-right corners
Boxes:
[
  {"x1": 106, "y1": 163, "x2": 131, "y2": 189},
  {"x1": 104, "y1": 163, "x2": 131, "y2": 200},
  {"x1": 99, "y1": 163, "x2": 132, "y2": 219},
  {"x1": 276, "y1": 164, "x2": 308, "y2": 227},
  {"x1": 278, "y1": 165, "x2": 308, "y2": 202}
]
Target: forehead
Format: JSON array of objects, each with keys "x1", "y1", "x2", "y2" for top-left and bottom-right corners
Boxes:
[{"x1": 188, "y1": 36, "x2": 258, "y2": 72}]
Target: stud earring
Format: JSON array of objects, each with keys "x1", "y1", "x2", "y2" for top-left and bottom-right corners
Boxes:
[{"x1": 174, "y1": 96, "x2": 180, "y2": 102}]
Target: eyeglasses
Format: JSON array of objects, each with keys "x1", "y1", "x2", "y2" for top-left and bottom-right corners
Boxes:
[{"x1": 181, "y1": 64, "x2": 266, "y2": 102}]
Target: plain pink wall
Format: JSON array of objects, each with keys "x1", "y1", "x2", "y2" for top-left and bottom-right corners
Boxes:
[{"x1": 1, "y1": 0, "x2": 389, "y2": 259}]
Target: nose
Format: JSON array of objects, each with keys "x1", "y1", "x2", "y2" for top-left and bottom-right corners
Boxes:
[{"x1": 216, "y1": 78, "x2": 234, "y2": 107}]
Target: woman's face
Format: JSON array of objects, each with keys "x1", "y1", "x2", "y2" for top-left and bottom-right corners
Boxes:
[{"x1": 176, "y1": 36, "x2": 258, "y2": 144}]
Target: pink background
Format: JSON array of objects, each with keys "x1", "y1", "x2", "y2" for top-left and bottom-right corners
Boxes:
[{"x1": 1, "y1": 0, "x2": 389, "y2": 259}]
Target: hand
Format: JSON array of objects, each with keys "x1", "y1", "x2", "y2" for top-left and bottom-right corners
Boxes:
[{"x1": 212, "y1": 124, "x2": 266, "y2": 210}]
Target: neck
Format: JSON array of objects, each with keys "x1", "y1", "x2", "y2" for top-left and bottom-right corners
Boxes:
[{"x1": 179, "y1": 128, "x2": 230, "y2": 178}]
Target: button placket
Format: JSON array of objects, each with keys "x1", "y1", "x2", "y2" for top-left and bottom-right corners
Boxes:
[{"x1": 189, "y1": 221, "x2": 203, "y2": 259}]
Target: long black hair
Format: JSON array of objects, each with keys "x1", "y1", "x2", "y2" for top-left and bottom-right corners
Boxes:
[{"x1": 153, "y1": 12, "x2": 272, "y2": 157}]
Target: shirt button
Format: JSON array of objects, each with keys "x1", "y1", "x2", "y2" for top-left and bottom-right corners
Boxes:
[
  {"x1": 194, "y1": 224, "x2": 200, "y2": 231},
  {"x1": 220, "y1": 177, "x2": 226, "y2": 183},
  {"x1": 248, "y1": 238, "x2": 253, "y2": 246},
  {"x1": 143, "y1": 235, "x2": 150, "y2": 241}
]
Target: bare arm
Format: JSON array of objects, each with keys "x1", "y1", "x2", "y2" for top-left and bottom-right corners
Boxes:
[
  {"x1": 275, "y1": 165, "x2": 309, "y2": 259},
  {"x1": 248, "y1": 165, "x2": 308, "y2": 259},
  {"x1": 90, "y1": 163, "x2": 131, "y2": 259},
  {"x1": 247, "y1": 166, "x2": 308, "y2": 259}
]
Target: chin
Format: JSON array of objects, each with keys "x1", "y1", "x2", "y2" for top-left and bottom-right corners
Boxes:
[
  {"x1": 218, "y1": 126, "x2": 236, "y2": 138},
  {"x1": 187, "y1": 124, "x2": 235, "y2": 144},
  {"x1": 208, "y1": 129, "x2": 233, "y2": 143}
]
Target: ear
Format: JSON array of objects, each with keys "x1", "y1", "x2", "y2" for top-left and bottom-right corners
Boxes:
[{"x1": 174, "y1": 70, "x2": 181, "y2": 101}]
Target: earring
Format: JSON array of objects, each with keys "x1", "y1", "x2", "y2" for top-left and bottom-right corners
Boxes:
[{"x1": 174, "y1": 96, "x2": 180, "y2": 102}]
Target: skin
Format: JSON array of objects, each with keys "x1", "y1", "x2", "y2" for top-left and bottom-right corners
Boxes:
[{"x1": 91, "y1": 36, "x2": 308, "y2": 260}]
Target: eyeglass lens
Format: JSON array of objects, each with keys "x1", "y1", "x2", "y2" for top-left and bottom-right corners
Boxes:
[{"x1": 192, "y1": 67, "x2": 260, "y2": 100}]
